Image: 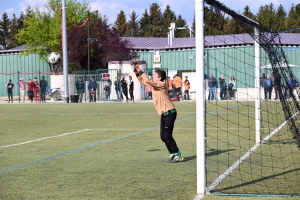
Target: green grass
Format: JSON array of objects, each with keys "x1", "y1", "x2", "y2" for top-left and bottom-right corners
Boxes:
[{"x1": 0, "y1": 102, "x2": 299, "y2": 200}]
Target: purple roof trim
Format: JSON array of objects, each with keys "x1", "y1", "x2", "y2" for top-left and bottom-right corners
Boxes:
[
  {"x1": 123, "y1": 33, "x2": 300, "y2": 50},
  {"x1": 1, "y1": 33, "x2": 299, "y2": 53}
]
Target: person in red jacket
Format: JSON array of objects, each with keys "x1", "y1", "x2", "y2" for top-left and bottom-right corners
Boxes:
[
  {"x1": 25, "y1": 79, "x2": 35, "y2": 103},
  {"x1": 33, "y1": 77, "x2": 40, "y2": 103}
]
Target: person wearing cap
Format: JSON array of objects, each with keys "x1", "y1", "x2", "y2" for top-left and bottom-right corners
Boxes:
[
  {"x1": 16, "y1": 78, "x2": 26, "y2": 103},
  {"x1": 40, "y1": 76, "x2": 48, "y2": 103},
  {"x1": 76, "y1": 77, "x2": 85, "y2": 102},
  {"x1": 6, "y1": 79, "x2": 14, "y2": 103}
]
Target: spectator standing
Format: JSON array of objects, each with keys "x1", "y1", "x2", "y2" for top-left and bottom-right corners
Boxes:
[
  {"x1": 16, "y1": 78, "x2": 26, "y2": 103},
  {"x1": 76, "y1": 77, "x2": 85, "y2": 103},
  {"x1": 128, "y1": 76, "x2": 134, "y2": 103},
  {"x1": 146, "y1": 86, "x2": 152, "y2": 99},
  {"x1": 25, "y1": 79, "x2": 35, "y2": 103},
  {"x1": 273, "y1": 70, "x2": 281, "y2": 100},
  {"x1": 228, "y1": 76, "x2": 236, "y2": 100},
  {"x1": 219, "y1": 74, "x2": 227, "y2": 100},
  {"x1": 114, "y1": 77, "x2": 122, "y2": 102},
  {"x1": 6, "y1": 79, "x2": 14, "y2": 103},
  {"x1": 263, "y1": 74, "x2": 272, "y2": 100},
  {"x1": 183, "y1": 76, "x2": 190, "y2": 100},
  {"x1": 287, "y1": 75, "x2": 298, "y2": 99},
  {"x1": 173, "y1": 74, "x2": 182, "y2": 101},
  {"x1": 167, "y1": 77, "x2": 173, "y2": 98},
  {"x1": 121, "y1": 75, "x2": 129, "y2": 103},
  {"x1": 33, "y1": 77, "x2": 40, "y2": 103},
  {"x1": 260, "y1": 73, "x2": 266, "y2": 88},
  {"x1": 88, "y1": 77, "x2": 97, "y2": 102},
  {"x1": 208, "y1": 73, "x2": 217, "y2": 101},
  {"x1": 104, "y1": 79, "x2": 112, "y2": 102},
  {"x1": 40, "y1": 76, "x2": 48, "y2": 103}
]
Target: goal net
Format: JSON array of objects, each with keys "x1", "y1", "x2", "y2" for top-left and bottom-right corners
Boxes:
[{"x1": 203, "y1": 0, "x2": 300, "y2": 196}]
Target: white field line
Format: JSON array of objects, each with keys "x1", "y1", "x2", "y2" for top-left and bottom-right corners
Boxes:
[
  {"x1": 0, "y1": 127, "x2": 196, "y2": 149},
  {"x1": 205, "y1": 110, "x2": 300, "y2": 193},
  {"x1": 0, "y1": 112, "x2": 196, "y2": 116},
  {"x1": 0, "y1": 129, "x2": 91, "y2": 149}
]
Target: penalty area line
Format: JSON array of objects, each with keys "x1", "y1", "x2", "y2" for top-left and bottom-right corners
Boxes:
[
  {"x1": 0, "y1": 129, "x2": 91, "y2": 149},
  {"x1": 205, "y1": 111, "x2": 299, "y2": 194}
]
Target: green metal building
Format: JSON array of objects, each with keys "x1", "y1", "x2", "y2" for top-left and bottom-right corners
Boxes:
[{"x1": 1, "y1": 33, "x2": 300, "y2": 97}]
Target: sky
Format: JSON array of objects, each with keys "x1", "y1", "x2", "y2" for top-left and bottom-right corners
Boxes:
[{"x1": 1, "y1": 0, "x2": 298, "y2": 26}]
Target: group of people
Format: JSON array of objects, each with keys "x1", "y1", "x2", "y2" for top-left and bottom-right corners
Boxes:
[
  {"x1": 6, "y1": 76, "x2": 48, "y2": 103},
  {"x1": 260, "y1": 72, "x2": 298, "y2": 100},
  {"x1": 76, "y1": 75, "x2": 134, "y2": 103},
  {"x1": 76, "y1": 76, "x2": 112, "y2": 103},
  {"x1": 167, "y1": 75, "x2": 191, "y2": 102},
  {"x1": 208, "y1": 73, "x2": 236, "y2": 101},
  {"x1": 114, "y1": 75, "x2": 134, "y2": 103}
]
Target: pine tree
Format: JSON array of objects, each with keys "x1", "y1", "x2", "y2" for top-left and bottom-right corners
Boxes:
[
  {"x1": 162, "y1": 5, "x2": 176, "y2": 37},
  {"x1": 113, "y1": 10, "x2": 127, "y2": 36},
  {"x1": 126, "y1": 11, "x2": 139, "y2": 37},
  {"x1": 274, "y1": 5, "x2": 287, "y2": 32},
  {"x1": 286, "y1": 4, "x2": 300, "y2": 32},
  {"x1": 149, "y1": 3, "x2": 163, "y2": 37},
  {"x1": 8, "y1": 14, "x2": 19, "y2": 49},
  {"x1": 139, "y1": 9, "x2": 151, "y2": 37},
  {"x1": 0, "y1": 12, "x2": 11, "y2": 49},
  {"x1": 192, "y1": 14, "x2": 195, "y2": 37},
  {"x1": 257, "y1": 3, "x2": 276, "y2": 32},
  {"x1": 175, "y1": 15, "x2": 189, "y2": 37}
]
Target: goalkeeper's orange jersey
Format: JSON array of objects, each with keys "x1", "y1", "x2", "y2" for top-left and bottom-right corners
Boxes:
[{"x1": 137, "y1": 73, "x2": 175, "y2": 116}]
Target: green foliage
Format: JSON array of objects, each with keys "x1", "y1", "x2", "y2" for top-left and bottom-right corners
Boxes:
[
  {"x1": 126, "y1": 11, "x2": 140, "y2": 37},
  {"x1": 0, "y1": 13, "x2": 11, "y2": 49},
  {"x1": 149, "y1": 3, "x2": 163, "y2": 37},
  {"x1": 16, "y1": 8, "x2": 61, "y2": 61},
  {"x1": 113, "y1": 10, "x2": 127, "y2": 36},
  {"x1": 162, "y1": 5, "x2": 177, "y2": 37},
  {"x1": 139, "y1": 9, "x2": 151, "y2": 37}
]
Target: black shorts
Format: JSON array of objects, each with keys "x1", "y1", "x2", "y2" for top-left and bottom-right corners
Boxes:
[{"x1": 175, "y1": 88, "x2": 182, "y2": 95}]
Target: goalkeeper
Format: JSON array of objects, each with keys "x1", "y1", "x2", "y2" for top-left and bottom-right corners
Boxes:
[{"x1": 132, "y1": 60, "x2": 184, "y2": 163}]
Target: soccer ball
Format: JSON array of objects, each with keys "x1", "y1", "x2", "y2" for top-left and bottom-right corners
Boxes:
[{"x1": 48, "y1": 52, "x2": 61, "y2": 64}]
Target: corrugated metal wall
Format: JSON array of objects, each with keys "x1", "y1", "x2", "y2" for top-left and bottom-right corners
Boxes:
[
  {"x1": 138, "y1": 46, "x2": 300, "y2": 88},
  {"x1": 1, "y1": 46, "x2": 299, "y2": 97},
  {"x1": 0, "y1": 53, "x2": 50, "y2": 97}
]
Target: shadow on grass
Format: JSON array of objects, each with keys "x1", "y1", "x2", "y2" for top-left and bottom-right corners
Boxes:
[
  {"x1": 183, "y1": 155, "x2": 196, "y2": 162},
  {"x1": 206, "y1": 148, "x2": 236, "y2": 157},
  {"x1": 212, "y1": 167, "x2": 300, "y2": 192},
  {"x1": 147, "y1": 149, "x2": 161, "y2": 152}
]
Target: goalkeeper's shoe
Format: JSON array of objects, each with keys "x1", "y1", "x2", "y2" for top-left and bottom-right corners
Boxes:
[
  {"x1": 166, "y1": 154, "x2": 175, "y2": 162},
  {"x1": 169, "y1": 155, "x2": 184, "y2": 163}
]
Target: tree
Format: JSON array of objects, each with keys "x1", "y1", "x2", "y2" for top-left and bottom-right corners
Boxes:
[
  {"x1": 162, "y1": 5, "x2": 176, "y2": 37},
  {"x1": 257, "y1": 3, "x2": 276, "y2": 32},
  {"x1": 0, "y1": 13, "x2": 11, "y2": 49},
  {"x1": 149, "y1": 3, "x2": 163, "y2": 37},
  {"x1": 139, "y1": 9, "x2": 151, "y2": 37},
  {"x1": 225, "y1": 5, "x2": 254, "y2": 34},
  {"x1": 113, "y1": 10, "x2": 127, "y2": 36},
  {"x1": 126, "y1": 11, "x2": 139, "y2": 37},
  {"x1": 192, "y1": 14, "x2": 195, "y2": 37},
  {"x1": 174, "y1": 15, "x2": 190, "y2": 37},
  {"x1": 274, "y1": 5, "x2": 287, "y2": 32},
  {"x1": 286, "y1": 4, "x2": 300, "y2": 32},
  {"x1": 68, "y1": 13, "x2": 133, "y2": 70},
  {"x1": 204, "y1": 6, "x2": 228, "y2": 35},
  {"x1": 16, "y1": 0, "x2": 90, "y2": 64}
]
